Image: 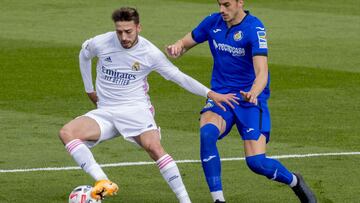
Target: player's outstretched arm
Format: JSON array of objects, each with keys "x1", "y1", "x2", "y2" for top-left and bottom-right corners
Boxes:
[
  {"x1": 166, "y1": 69, "x2": 239, "y2": 111},
  {"x1": 166, "y1": 32, "x2": 197, "y2": 58}
]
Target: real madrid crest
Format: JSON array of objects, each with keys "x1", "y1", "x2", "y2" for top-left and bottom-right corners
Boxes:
[
  {"x1": 132, "y1": 62, "x2": 140, "y2": 71},
  {"x1": 233, "y1": 31, "x2": 243, "y2": 41}
]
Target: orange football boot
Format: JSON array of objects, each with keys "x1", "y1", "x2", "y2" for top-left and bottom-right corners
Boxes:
[{"x1": 91, "y1": 180, "x2": 119, "y2": 200}]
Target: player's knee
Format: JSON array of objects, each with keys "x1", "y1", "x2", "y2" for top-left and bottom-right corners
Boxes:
[
  {"x1": 245, "y1": 154, "x2": 272, "y2": 178},
  {"x1": 58, "y1": 126, "x2": 76, "y2": 144},
  {"x1": 200, "y1": 124, "x2": 220, "y2": 151},
  {"x1": 143, "y1": 142, "x2": 164, "y2": 158},
  {"x1": 59, "y1": 127, "x2": 68, "y2": 140}
]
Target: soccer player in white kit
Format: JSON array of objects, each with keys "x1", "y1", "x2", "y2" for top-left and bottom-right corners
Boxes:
[{"x1": 58, "y1": 7, "x2": 239, "y2": 202}]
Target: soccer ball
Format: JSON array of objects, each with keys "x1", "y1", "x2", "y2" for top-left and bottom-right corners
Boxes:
[{"x1": 68, "y1": 185, "x2": 101, "y2": 203}]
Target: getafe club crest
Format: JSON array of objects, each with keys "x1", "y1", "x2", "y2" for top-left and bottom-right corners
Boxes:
[
  {"x1": 132, "y1": 61, "x2": 140, "y2": 71},
  {"x1": 233, "y1": 31, "x2": 243, "y2": 41}
]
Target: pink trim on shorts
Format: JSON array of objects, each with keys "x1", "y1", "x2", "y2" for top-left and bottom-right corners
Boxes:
[
  {"x1": 149, "y1": 106, "x2": 155, "y2": 116},
  {"x1": 142, "y1": 77, "x2": 152, "y2": 106}
]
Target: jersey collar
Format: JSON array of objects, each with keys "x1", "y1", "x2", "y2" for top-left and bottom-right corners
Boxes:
[{"x1": 228, "y1": 10, "x2": 250, "y2": 29}]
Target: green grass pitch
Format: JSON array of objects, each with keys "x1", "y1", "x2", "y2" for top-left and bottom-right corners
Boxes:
[{"x1": 0, "y1": 0, "x2": 359, "y2": 202}]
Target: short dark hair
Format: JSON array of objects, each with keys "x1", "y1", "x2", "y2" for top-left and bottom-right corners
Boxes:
[{"x1": 112, "y1": 7, "x2": 139, "y2": 24}]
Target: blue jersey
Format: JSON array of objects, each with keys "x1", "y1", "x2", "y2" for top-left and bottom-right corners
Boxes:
[{"x1": 192, "y1": 11, "x2": 270, "y2": 100}]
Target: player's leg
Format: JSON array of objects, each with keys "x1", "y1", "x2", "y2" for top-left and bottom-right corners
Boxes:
[
  {"x1": 244, "y1": 135, "x2": 296, "y2": 185},
  {"x1": 114, "y1": 105, "x2": 191, "y2": 202},
  {"x1": 59, "y1": 111, "x2": 118, "y2": 200},
  {"x1": 200, "y1": 111, "x2": 228, "y2": 203},
  {"x1": 199, "y1": 98, "x2": 235, "y2": 203},
  {"x1": 59, "y1": 116, "x2": 108, "y2": 181},
  {"x1": 244, "y1": 136, "x2": 316, "y2": 202},
  {"x1": 134, "y1": 130, "x2": 191, "y2": 203},
  {"x1": 238, "y1": 101, "x2": 316, "y2": 202}
]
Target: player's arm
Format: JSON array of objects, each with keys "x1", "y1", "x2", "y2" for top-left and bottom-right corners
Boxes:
[
  {"x1": 166, "y1": 32, "x2": 198, "y2": 58},
  {"x1": 167, "y1": 14, "x2": 214, "y2": 58},
  {"x1": 79, "y1": 40, "x2": 97, "y2": 106},
  {"x1": 154, "y1": 46, "x2": 238, "y2": 110},
  {"x1": 168, "y1": 70, "x2": 239, "y2": 111},
  {"x1": 240, "y1": 55, "x2": 268, "y2": 105},
  {"x1": 155, "y1": 61, "x2": 239, "y2": 111}
]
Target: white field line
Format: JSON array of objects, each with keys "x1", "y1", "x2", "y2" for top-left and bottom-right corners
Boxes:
[{"x1": 1, "y1": 151, "x2": 359, "y2": 173}]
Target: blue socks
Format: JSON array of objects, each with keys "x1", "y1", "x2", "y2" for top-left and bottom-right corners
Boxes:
[
  {"x1": 201, "y1": 123, "x2": 294, "y2": 191},
  {"x1": 200, "y1": 124, "x2": 222, "y2": 192},
  {"x1": 245, "y1": 153, "x2": 293, "y2": 184}
]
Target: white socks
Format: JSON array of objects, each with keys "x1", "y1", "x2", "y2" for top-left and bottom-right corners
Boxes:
[
  {"x1": 65, "y1": 139, "x2": 108, "y2": 181},
  {"x1": 66, "y1": 141, "x2": 191, "y2": 202},
  {"x1": 290, "y1": 174, "x2": 298, "y2": 187},
  {"x1": 157, "y1": 154, "x2": 191, "y2": 203},
  {"x1": 211, "y1": 191, "x2": 225, "y2": 202}
]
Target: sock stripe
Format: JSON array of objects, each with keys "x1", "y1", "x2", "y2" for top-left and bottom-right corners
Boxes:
[
  {"x1": 157, "y1": 155, "x2": 172, "y2": 166},
  {"x1": 158, "y1": 157, "x2": 174, "y2": 170},
  {"x1": 67, "y1": 142, "x2": 83, "y2": 154},
  {"x1": 66, "y1": 139, "x2": 82, "y2": 149},
  {"x1": 156, "y1": 154, "x2": 171, "y2": 163},
  {"x1": 66, "y1": 139, "x2": 84, "y2": 154},
  {"x1": 66, "y1": 139, "x2": 82, "y2": 151}
]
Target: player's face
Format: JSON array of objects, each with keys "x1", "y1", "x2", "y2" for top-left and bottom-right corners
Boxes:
[
  {"x1": 217, "y1": 0, "x2": 243, "y2": 24},
  {"x1": 115, "y1": 21, "x2": 141, "y2": 49}
]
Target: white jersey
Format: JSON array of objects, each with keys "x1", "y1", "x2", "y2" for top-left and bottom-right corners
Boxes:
[{"x1": 79, "y1": 31, "x2": 210, "y2": 109}]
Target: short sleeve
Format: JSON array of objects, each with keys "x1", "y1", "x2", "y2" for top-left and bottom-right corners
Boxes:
[
  {"x1": 191, "y1": 14, "x2": 216, "y2": 44},
  {"x1": 249, "y1": 20, "x2": 268, "y2": 56}
]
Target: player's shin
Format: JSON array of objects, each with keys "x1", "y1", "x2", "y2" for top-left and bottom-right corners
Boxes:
[
  {"x1": 245, "y1": 154, "x2": 294, "y2": 185},
  {"x1": 156, "y1": 154, "x2": 191, "y2": 203},
  {"x1": 65, "y1": 139, "x2": 108, "y2": 181},
  {"x1": 200, "y1": 124, "x2": 225, "y2": 202}
]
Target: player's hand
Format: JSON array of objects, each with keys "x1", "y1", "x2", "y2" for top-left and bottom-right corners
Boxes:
[
  {"x1": 207, "y1": 91, "x2": 239, "y2": 111},
  {"x1": 87, "y1": 91, "x2": 98, "y2": 106},
  {"x1": 166, "y1": 41, "x2": 184, "y2": 58},
  {"x1": 240, "y1": 90, "x2": 258, "y2": 105}
]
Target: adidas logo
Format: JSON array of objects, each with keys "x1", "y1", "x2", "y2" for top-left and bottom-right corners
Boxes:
[
  {"x1": 168, "y1": 175, "x2": 179, "y2": 182},
  {"x1": 105, "y1": 57, "x2": 112, "y2": 63}
]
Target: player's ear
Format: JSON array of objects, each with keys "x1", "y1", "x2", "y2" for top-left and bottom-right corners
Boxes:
[{"x1": 137, "y1": 23, "x2": 142, "y2": 33}]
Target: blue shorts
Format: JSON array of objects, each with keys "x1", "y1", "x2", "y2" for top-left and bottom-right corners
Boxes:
[{"x1": 200, "y1": 95, "x2": 271, "y2": 142}]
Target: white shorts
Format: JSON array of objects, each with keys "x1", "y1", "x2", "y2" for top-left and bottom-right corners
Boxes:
[{"x1": 82, "y1": 105, "x2": 157, "y2": 148}]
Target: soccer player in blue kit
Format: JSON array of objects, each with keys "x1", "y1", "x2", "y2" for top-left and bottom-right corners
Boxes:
[{"x1": 166, "y1": 0, "x2": 317, "y2": 202}]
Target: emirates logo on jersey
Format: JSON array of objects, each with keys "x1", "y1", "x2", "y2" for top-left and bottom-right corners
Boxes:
[{"x1": 132, "y1": 62, "x2": 140, "y2": 71}]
